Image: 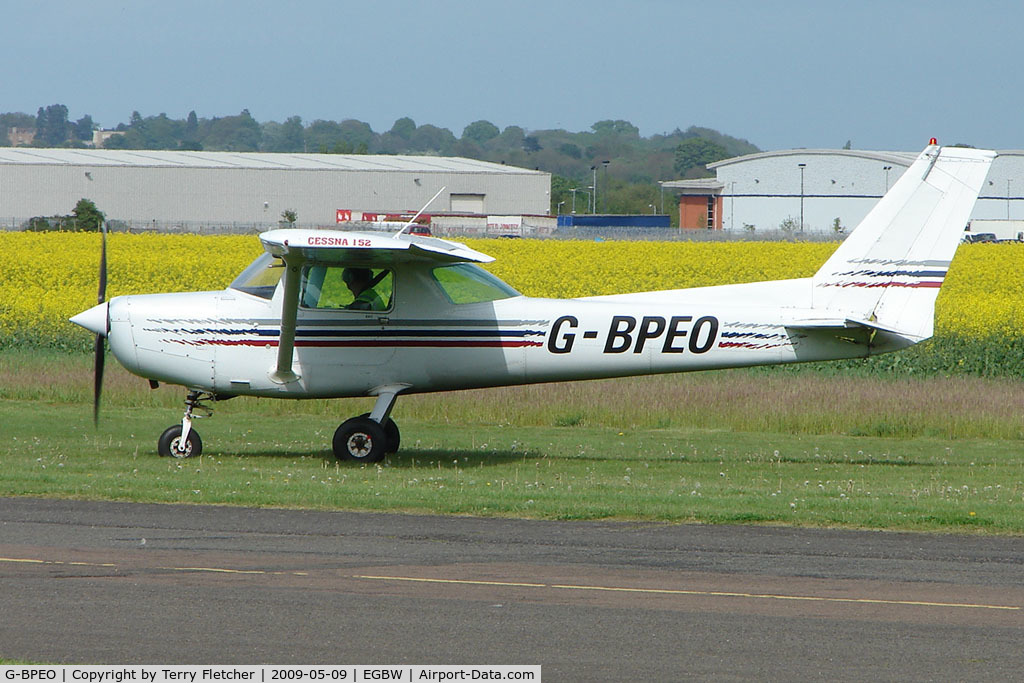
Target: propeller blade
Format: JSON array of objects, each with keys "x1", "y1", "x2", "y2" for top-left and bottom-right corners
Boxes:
[
  {"x1": 94, "y1": 222, "x2": 107, "y2": 426},
  {"x1": 93, "y1": 333, "x2": 105, "y2": 427},
  {"x1": 98, "y1": 222, "x2": 107, "y2": 304}
]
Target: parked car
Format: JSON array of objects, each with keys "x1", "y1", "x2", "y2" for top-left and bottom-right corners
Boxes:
[{"x1": 962, "y1": 232, "x2": 997, "y2": 243}]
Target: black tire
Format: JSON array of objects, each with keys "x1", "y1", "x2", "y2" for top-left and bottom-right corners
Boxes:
[
  {"x1": 357, "y1": 413, "x2": 401, "y2": 454},
  {"x1": 333, "y1": 417, "x2": 388, "y2": 463},
  {"x1": 158, "y1": 424, "x2": 202, "y2": 458}
]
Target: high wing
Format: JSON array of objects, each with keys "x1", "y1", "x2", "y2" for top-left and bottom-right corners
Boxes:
[
  {"x1": 261, "y1": 229, "x2": 495, "y2": 384},
  {"x1": 259, "y1": 229, "x2": 494, "y2": 265}
]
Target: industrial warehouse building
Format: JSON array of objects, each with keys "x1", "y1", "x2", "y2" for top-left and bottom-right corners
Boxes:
[
  {"x1": 0, "y1": 148, "x2": 551, "y2": 232},
  {"x1": 665, "y1": 148, "x2": 1024, "y2": 234}
]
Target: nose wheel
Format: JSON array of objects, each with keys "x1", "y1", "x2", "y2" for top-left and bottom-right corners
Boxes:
[
  {"x1": 158, "y1": 424, "x2": 203, "y2": 459},
  {"x1": 157, "y1": 390, "x2": 213, "y2": 458}
]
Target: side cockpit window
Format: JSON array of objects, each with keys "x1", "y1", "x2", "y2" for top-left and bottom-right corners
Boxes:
[
  {"x1": 431, "y1": 263, "x2": 519, "y2": 304},
  {"x1": 301, "y1": 265, "x2": 393, "y2": 311}
]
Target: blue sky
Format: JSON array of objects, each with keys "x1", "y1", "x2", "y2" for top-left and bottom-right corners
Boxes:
[{"x1": 4, "y1": 0, "x2": 1020, "y2": 151}]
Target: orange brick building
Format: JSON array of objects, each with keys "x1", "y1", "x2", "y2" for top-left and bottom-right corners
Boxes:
[{"x1": 668, "y1": 178, "x2": 724, "y2": 229}]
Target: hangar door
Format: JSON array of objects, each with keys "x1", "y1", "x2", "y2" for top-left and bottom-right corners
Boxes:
[{"x1": 450, "y1": 193, "x2": 485, "y2": 213}]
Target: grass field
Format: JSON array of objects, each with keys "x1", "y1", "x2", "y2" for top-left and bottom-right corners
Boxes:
[{"x1": 2, "y1": 349, "x2": 1022, "y2": 534}]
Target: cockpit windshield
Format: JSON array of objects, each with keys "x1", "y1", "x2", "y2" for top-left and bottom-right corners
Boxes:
[{"x1": 229, "y1": 253, "x2": 284, "y2": 299}]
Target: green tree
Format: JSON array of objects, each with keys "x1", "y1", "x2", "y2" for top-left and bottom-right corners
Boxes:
[
  {"x1": 558, "y1": 142, "x2": 582, "y2": 159},
  {"x1": 591, "y1": 120, "x2": 640, "y2": 137},
  {"x1": 462, "y1": 120, "x2": 500, "y2": 145},
  {"x1": 203, "y1": 109, "x2": 261, "y2": 151},
  {"x1": 281, "y1": 115, "x2": 304, "y2": 151},
  {"x1": 102, "y1": 133, "x2": 131, "y2": 149},
  {"x1": 74, "y1": 115, "x2": 94, "y2": 141},
  {"x1": 338, "y1": 119, "x2": 375, "y2": 152},
  {"x1": 409, "y1": 124, "x2": 456, "y2": 153},
  {"x1": 139, "y1": 113, "x2": 184, "y2": 149},
  {"x1": 550, "y1": 174, "x2": 575, "y2": 214},
  {"x1": 35, "y1": 104, "x2": 70, "y2": 146},
  {"x1": 673, "y1": 137, "x2": 728, "y2": 176},
  {"x1": 261, "y1": 116, "x2": 304, "y2": 152},
  {"x1": 71, "y1": 198, "x2": 105, "y2": 232},
  {"x1": 184, "y1": 110, "x2": 200, "y2": 145},
  {"x1": 305, "y1": 119, "x2": 345, "y2": 152},
  {"x1": 390, "y1": 117, "x2": 416, "y2": 140},
  {"x1": 497, "y1": 125, "x2": 525, "y2": 147}
]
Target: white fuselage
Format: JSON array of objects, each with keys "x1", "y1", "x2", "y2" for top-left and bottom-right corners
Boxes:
[{"x1": 106, "y1": 261, "x2": 893, "y2": 400}]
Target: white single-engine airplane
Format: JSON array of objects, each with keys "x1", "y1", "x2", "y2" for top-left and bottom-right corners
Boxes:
[{"x1": 71, "y1": 142, "x2": 994, "y2": 462}]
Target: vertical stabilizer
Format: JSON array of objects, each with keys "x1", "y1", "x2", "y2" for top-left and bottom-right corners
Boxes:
[{"x1": 811, "y1": 143, "x2": 995, "y2": 340}]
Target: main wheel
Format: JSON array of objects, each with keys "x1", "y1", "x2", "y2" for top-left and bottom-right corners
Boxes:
[
  {"x1": 357, "y1": 413, "x2": 401, "y2": 454},
  {"x1": 333, "y1": 417, "x2": 388, "y2": 463},
  {"x1": 158, "y1": 424, "x2": 202, "y2": 458}
]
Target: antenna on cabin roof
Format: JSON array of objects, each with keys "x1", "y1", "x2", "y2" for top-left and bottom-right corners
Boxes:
[{"x1": 395, "y1": 186, "x2": 446, "y2": 238}]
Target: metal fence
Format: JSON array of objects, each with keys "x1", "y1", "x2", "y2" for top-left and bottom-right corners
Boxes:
[
  {"x1": 1, "y1": 217, "x2": 285, "y2": 235},
  {"x1": 0, "y1": 216, "x2": 847, "y2": 243}
]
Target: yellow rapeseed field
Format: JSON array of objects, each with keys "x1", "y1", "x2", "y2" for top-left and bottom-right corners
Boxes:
[
  {"x1": 3, "y1": 232, "x2": 1022, "y2": 343},
  {"x1": 4, "y1": 233, "x2": 260, "y2": 343}
]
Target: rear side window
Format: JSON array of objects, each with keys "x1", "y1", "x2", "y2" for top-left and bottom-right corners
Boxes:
[{"x1": 431, "y1": 264, "x2": 519, "y2": 304}]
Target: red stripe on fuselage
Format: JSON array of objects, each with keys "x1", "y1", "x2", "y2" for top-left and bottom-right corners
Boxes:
[{"x1": 170, "y1": 339, "x2": 543, "y2": 348}]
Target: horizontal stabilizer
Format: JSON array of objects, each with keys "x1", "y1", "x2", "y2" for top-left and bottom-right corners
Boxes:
[
  {"x1": 786, "y1": 317, "x2": 921, "y2": 353},
  {"x1": 787, "y1": 317, "x2": 915, "y2": 337}
]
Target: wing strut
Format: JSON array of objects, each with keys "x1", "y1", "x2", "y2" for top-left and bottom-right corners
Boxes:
[{"x1": 270, "y1": 255, "x2": 302, "y2": 384}]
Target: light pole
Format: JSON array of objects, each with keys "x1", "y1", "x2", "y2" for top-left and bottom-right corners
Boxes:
[
  {"x1": 601, "y1": 160, "x2": 610, "y2": 213},
  {"x1": 557, "y1": 200, "x2": 565, "y2": 215},
  {"x1": 798, "y1": 163, "x2": 807, "y2": 232},
  {"x1": 730, "y1": 181, "x2": 736, "y2": 230},
  {"x1": 591, "y1": 166, "x2": 597, "y2": 213},
  {"x1": 883, "y1": 165, "x2": 892, "y2": 192},
  {"x1": 570, "y1": 187, "x2": 592, "y2": 214}
]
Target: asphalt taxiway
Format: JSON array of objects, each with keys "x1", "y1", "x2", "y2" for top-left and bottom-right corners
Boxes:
[{"x1": 1, "y1": 497, "x2": 1021, "y2": 680}]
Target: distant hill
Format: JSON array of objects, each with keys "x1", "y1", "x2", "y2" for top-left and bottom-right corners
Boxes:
[{"x1": 1, "y1": 106, "x2": 760, "y2": 220}]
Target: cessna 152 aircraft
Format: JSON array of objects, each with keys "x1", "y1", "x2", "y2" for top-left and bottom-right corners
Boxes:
[{"x1": 71, "y1": 142, "x2": 994, "y2": 463}]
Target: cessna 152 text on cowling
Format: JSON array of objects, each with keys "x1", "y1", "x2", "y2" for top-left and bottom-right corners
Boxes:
[{"x1": 71, "y1": 142, "x2": 995, "y2": 463}]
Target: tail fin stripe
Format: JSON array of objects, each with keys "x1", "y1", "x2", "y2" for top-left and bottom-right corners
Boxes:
[
  {"x1": 844, "y1": 258, "x2": 951, "y2": 267},
  {"x1": 821, "y1": 281, "x2": 942, "y2": 289},
  {"x1": 832, "y1": 270, "x2": 947, "y2": 280}
]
